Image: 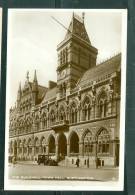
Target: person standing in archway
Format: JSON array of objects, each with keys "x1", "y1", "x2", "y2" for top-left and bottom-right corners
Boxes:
[{"x1": 76, "y1": 157, "x2": 80, "y2": 167}]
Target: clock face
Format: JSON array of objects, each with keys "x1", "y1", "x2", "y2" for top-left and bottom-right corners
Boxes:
[{"x1": 60, "y1": 70, "x2": 66, "y2": 78}]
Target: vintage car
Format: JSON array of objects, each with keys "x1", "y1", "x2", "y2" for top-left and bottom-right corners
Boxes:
[{"x1": 37, "y1": 154, "x2": 58, "y2": 166}]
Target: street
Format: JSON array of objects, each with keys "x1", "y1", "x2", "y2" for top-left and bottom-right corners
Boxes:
[{"x1": 8, "y1": 163, "x2": 118, "y2": 182}]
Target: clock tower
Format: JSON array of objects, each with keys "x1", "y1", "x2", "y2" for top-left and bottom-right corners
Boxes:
[{"x1": 56, "y1": 13, "x2": 98, "y2": 97}]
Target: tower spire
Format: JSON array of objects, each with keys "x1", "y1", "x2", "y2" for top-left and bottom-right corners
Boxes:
[
  {"x1": 19, "y1": 82, "x2": 21, "y2": 92},
  {"x1": 26, "y1": 71, "x2": 29, "y2": 81},
  {"x1": 33, "y1": 70, "x2": 38, "y2": 83},
  {"x1": 82, "y1": 12, "x2": 85, "y2": 23},
  {"x1": 32, "y1": 69, "x2": 38, "y2": 92}
]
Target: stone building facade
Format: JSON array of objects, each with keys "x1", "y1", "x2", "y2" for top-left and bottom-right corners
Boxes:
[{"x1": 8, "y1": 13, "x2": 121, "y2": 167}]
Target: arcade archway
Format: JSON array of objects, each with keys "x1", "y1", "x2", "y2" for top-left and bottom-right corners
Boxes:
[
  {"x1": 58, "y1": 133, "x2": 67, "y2": 156},
  {"x1": 70, "y1": 131, "x2": 79, "y2": 154},
  {"x1": 48, "y1": 135, "x2": 55, "y2": 154}
]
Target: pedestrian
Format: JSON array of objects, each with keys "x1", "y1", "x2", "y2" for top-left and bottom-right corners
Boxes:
[
  {"x1": 87, "y1": 158, "x2": 89, "y2": 168},
  {"x1": 76, "y1": 157, "x2": 80, "y2": 167}
]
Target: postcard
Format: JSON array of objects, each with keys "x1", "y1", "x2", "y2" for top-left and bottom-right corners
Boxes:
[{"x1": 4, "y1": 9, "x2": 127, "y2": 191}]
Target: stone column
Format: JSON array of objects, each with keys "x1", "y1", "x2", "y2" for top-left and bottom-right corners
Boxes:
[
  {"x1": 21, "y1": 146, "x2": 24, "y2": 160},
  {"x1": 32, "y1": 145, "x2": 35, "y2": 158},
  {"x1": 95, "y1": 105, "x2": 100, "y2": 118},
  {"x1": 91, "y1": 104, "x2": 95, "y2": 120},
  {"x1": 78, "y1": 108, "x2": 80, "y2": 122},
  {"x1": 32, "y1": 123, "x2": 36, "y2": 132},
  {"x1": 107, "y1": 100, "x2": 112, "y2": 116},
  {"x1": 67, "y1": 144, "x2": 70, "y2": 157},
  {"x1": 94, "y1": 141, "x2": 98, "y2": 168},
  {"x1": 112, "y1": 99, "x2": 117, "y2": 115},
  {"x1": 112, "y1": 140, "x2": 118, "y2": 167},
  {"x1": 17, "y1": 146, "x2": 19, "y2": 159},
  {"x1": 109, "y1": 140, "x2": 113, "y2": 156},
  {"x1": 79, "y1": 142, "x2": 84, "y2": 156},
  {"x1": 56, "y1": 144, "x2": 59, "y2": 160},
  {"x1": 46, "y1": 144, "x2": 49, "y2": 155},
  {"x1": 81, "y1": 109, "x2": 85, "y2": 121},
  {"x1": 26, "y1": 146, "x2": 29, "y2": 160},
  {"x1": 39, "y1": 145, "x2": 42, "y2": 154},
  {"x1": 40, "y1": 120, "x2": 43, "y2": 130}
]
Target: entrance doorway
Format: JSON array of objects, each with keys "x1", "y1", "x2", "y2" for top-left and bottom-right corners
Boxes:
[
  {"x1": 49, "y1": 135, "x2": 55, "y2": 154},
  {"x1": 58, "y1": 133, "x2": 67, "y2": 157},
  {"x1": 70, "y1": 131, "x2": 79, "y2": 154}
]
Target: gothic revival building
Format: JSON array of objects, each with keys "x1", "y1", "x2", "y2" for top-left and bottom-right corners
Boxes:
[{"x1": 9, "y1": 14, "x2": 121, "y2": 167}]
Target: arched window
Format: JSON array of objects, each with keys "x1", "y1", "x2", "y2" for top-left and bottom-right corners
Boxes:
[
  {"x1": 9, "y1": 141, "x2": 13, "y2": 154},
  {"x1": 28, "y1": 138, "x2": 32, "y2": 156},
  {"x1": 70, "y1": 102, "x2": 78, "y2": 124},
  {"x1": 41, "y1": 137, "x2": 46, "y2": 154},
  {"x1": 42, "y1": 113, "x2": 47, "y2": 129},
  {"x1": 83, "y1": 96, "x2": 91, "y2": 121},
  {"x1": 18, "y1": 140, "x2": 22, "y2": 154},
  {"x1": 97, "y1": 129, "x2": 110, "y2": 154},
  {"x1": 35, "y1": 137, "x2": 40, "y2": 155},
  {"x1": 26, "y1": 118, "x2": 32, "y2": 133},
  {"x1": 35, "y1": 115, "x2": 40, "y2": 131},
  {"x1": 59, "y1": 106, "x2": 66, "y2": 121},
  {"x1": 50, "y1": 110, "x2": 56, "y2": 126},
  {"x1": 98, "y1": 92, "x2": 108, "y2": 118},
  {"x1": 83, "y1": 130, "x2": 93, "y2": 154},
  {"x1": 23, "y1": 139, "x2": 27, "y2": 154}
]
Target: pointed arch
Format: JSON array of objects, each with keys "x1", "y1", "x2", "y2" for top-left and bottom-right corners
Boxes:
[
  {"x1": 82, "y1": 95, "x2": 92, "y2": 121},
  {"x1": 41, "y1": 111, "x2": 48, "y2": 129},
  {"x1": 81, "y1": 129, "x2": 93, "y2": 154},
  {"x1": 48, "y1": 134, "x2": 55, "y2": 154},
  {"x1": 35, "y1": 114, "x2": 40, "y2": 131},
  {"x1": 96, "y1": 127, "x2": 110, "y2": 154},
  {"x1": 34, "y1": 137, "x2": 40, "y2": 155},
  {"x1": 69, "y1": 100, "x2": 78, "y2": 124},
  {"x1": 40, "y1": 136, "x2": 46, "y2": 154},
  {"x1": 49, "y1": 108, "x2": 56, "y2": 126},
  {"x1": 27, "y1": 137, "x2": 32, "y2": 146},
  {"x1": 68, "y1": 131, "x2": 79, "y2": 154},
  {"x1": 57, "y1": 133, "x2": 67, "y2": 156},
  {"x1": 58, "y1": 104, "x2": 66, "y2": 121},
  {"x1": 13, "y1": 140, "x2": 17, "y2": 156},
  {"x1": 96, "y1": 89, "x2": 108, "y2": 118}
]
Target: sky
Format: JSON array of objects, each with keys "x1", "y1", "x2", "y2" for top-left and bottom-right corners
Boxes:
[{"x1": 7, "y1": 9, "x2": 123, "y2": 108}]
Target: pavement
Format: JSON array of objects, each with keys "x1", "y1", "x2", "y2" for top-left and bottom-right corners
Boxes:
[{"x1": 8, "y1": 162, "x2": 119, "y2": 182}]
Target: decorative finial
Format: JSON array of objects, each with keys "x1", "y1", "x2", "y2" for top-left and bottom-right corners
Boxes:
[
  {"x1": 73, "y1": 12, "x2": 74, "y2": 18},
  {"x1": 34, "y1": 69, "x2": 37, "y2": 83},
  {"x1": 26, "y1": 71, "x2": 29, "y2": 81},
  {"x1": 19, "y1": 82, "x2": 21, "y2": 91},
  {"x1": 82, "y1": 12, "x2": 85, "y2": 23}
]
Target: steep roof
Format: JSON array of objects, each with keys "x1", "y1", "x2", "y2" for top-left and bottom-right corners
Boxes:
[
  {"x1": 21, "y1": 81, "x2": 48, "y2": 104},
  {"x1": 77, "y1": 54, "x2": 121, "y2": 87},
  {"x1": 37, "y1": 85, "x2": 48, "y2": 104},
  {"x1": 43, "y1": 87, "x2": 57, "y2": 102},
  {"x1": 65, "y1": 13, "x2": 91, "y2": 44}
]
